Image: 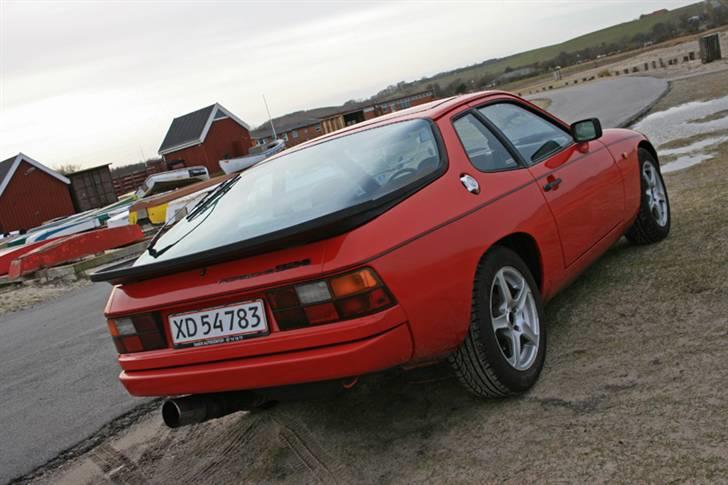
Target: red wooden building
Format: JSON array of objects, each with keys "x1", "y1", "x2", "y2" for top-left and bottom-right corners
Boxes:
[
  {"x1": 158, "y1": 103, "x2": 253, "y2": 175},
  {"x1": 0, "y1": 153, "x2": 75, "y2": 233}
]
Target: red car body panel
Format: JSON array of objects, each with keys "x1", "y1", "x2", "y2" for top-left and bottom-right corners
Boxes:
[
  {"x1": 121, "y1": 324, "x2": 413, "y2": 396},
  {"x1": 104, "y1": 91, "x2": 653, "y2": 397}
]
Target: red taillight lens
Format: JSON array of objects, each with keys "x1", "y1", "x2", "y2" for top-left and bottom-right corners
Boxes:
[
  {"x1": 267, "y1": 268, "x2": 395, "y2": 331},
  {"x1": 336, "y1": 287, "x2": 394, "y2": 319},
  {"x1": 304, "y1": 302, "x2": 339, "y2": 324},
  {"x1": 107, "y1": 314, "x2": 166, "y2": 354}
]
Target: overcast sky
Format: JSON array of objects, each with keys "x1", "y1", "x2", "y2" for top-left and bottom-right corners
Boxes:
[{"x1": 0, "y1": 0, "x2": 694, "y2": 169}]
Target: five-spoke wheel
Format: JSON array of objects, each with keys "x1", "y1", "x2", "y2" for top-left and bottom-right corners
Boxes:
[
  {"x1": 490, "y1": 267, "x2": 540, "y2": 371},
  {"x1": 449, "y1": 247, "x2": 546, "y2": 398},
  {"x1": 626, "y1": 148, "x2": 671, "y2": 244},
  {"x1": 642, "y1": 161, "x2": 669, "y2": 227}
]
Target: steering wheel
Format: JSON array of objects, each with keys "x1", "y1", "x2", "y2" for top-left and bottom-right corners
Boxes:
[{"x1": 387, "y1": 167, "x2": 418, "y2": 184}]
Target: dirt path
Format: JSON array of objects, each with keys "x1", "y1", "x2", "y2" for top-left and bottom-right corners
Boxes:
[
  {"x1": 0, "y1": 280, "x2": 91, "y2": 317},
  {"x1": 22, "y1": 74, "x2": 728, "y2": 484}
]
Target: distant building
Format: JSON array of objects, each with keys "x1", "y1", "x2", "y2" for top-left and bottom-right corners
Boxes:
[
  {"x1": 158, "y1": 103, "x2": 253, "y2": 174},
  {"x1": 253, "y1": 91, "x2": 436, "y2": 147},
  {"x1": 0, "y1": 153, "x2": 75, "y2": 233},
  {"x1": 252, "y1": 108, "x2": 330, "y2": 147},
  {"x1": 320, "y1": 92, "x2": 435, "y2": 135},
  {"x1": 111, "y1": 159, "x2": 167, "y2": 197},
  {"x1": 66, "y1": 164, "x2": 117, "y2": 212}
]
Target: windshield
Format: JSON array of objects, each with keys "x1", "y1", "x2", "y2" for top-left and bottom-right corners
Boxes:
[{"x1": 134, "y1": 119, "x2": 441, "y2": 268}]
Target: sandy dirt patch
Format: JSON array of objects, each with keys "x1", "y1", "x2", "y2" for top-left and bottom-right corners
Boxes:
[{"x1": 0, "y1": 280, "x2": 91, "y2": 317}]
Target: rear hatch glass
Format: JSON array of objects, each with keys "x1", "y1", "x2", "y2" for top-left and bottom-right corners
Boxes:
[{"x1": 94, "y1": 119, "x2": 444, "y2": 283}]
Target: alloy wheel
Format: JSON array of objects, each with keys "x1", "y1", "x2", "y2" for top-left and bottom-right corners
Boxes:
[
  {"x1": 490, "y1": 266, "x2": 540, "y2": 371},
  {"x1": 643, "y1": 162, "x2": 669, "y2": 227}
]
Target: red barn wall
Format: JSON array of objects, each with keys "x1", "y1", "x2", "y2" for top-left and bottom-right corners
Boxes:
[
  {"x1": 163, "y1": 118, "x2": 252, "y2": 175},
  {"x1": 0, "y1": 161, "x2": 75, "y2": 233}
]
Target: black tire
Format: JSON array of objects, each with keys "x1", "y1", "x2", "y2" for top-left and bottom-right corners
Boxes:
[
  {"x1": 625, "y1": 148, "x2": 671, "y2": 245},
  {"x1": 449, "y1": 246, "x2": 546, "y2": 398}
]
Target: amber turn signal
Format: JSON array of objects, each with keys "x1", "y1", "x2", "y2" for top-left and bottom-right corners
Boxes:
[{"x1": 330, "y1": 268, "x2": 379, "y2": 297}]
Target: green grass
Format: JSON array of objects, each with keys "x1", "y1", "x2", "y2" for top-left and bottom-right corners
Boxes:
[{"x1": 412, "y1": 2, "x2": 706, "y2": 91}]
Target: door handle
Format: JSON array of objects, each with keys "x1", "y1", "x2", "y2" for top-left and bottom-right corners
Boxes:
[{"x1": 543, "y1": 177, "x2": 562, "y2": 192}]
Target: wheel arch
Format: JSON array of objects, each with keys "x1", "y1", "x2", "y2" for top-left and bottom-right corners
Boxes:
[
  {"x1": 486, "y1": 232, "x2": 543, "y2": 292},
  {"x1": 638, "y1": 140, "x2": 659, "y2": 165}
]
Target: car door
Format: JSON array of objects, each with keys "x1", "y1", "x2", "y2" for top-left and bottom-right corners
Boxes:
[{"x1": 478, "y1": 101, "x2": 625, "y2": 267}]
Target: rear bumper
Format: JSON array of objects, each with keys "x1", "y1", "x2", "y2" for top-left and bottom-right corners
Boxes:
[{"x1": 120, "y1": 323, "x2": 413, "y2": 396}]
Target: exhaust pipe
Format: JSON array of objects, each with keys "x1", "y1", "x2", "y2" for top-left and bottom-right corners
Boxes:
[{"x1": 162, "y1": 391, "x2": 266, "y2": 428}]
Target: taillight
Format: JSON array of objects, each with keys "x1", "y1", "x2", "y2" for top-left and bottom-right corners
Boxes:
[
  {"x1": 267, "y1": 268, "x2": 396, "y2": 330},
  {"x1": 107, "y1": 314, "x2": 166, "y2": 354}
]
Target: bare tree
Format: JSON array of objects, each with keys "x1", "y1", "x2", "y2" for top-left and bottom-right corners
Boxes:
[{"x1": 55, "y1": 163, "x2": 81, "y2": 175}]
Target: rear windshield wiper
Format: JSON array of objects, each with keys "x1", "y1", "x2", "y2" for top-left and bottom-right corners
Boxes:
[
  {"x1": 146, "y1": 175, "x2": 241, "y2": 257},
  {"x1": 185, "y1": 174, "x2": 241, "y2": 222}
]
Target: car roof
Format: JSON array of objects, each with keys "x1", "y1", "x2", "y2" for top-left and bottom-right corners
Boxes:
[{"x1": 290, "y1": 90, "x2": 516, "y2": 150}]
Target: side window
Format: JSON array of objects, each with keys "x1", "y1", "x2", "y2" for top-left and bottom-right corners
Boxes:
[
  {"x1": 479, "y1": 103, "x2": 572, "y2": 164},
  {"x1": 453, "y1": 114, "x2": 518, "y2": 172}
]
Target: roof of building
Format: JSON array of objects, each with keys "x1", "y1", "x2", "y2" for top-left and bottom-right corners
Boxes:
[
  {"x1": 65, "y1": 163, "x2": 112, "y2": 177},
  {"x1": 0, "y1": 153, "x2": 71, "y2": 198},
  {"x1": 158, "y1": 103, "x2": 251, "y2": 156}
]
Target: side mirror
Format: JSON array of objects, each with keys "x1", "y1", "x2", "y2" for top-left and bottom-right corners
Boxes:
[{"x1": 571, "y1": 118, "x2": 603, "y2": 143}]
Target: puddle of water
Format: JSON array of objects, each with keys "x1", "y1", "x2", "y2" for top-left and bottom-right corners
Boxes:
[
  {"x1": 662, "y1": 153, "x2": 715, "y2": 174},
  {"x1": 659, "y1": 135, "x2": 728, "y2": 157},
  {"x1": 633, "y1": 95, "x2": 728, "y2": 173},
  {"x1": 633, "y1": 95, "x2": 728, "y2": 146}
]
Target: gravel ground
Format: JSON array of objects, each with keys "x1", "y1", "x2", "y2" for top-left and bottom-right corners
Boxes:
[
  {"x1": 22, "y1": 72, "x2": 728, "y2": 484},
  {"x1": 0, "y1": 280, "x2": 91, "y2": 317}
]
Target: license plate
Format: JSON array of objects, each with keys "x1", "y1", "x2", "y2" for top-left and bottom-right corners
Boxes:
[{"x1": 169, "y1": 300, "x2": 268, "y2": 348}]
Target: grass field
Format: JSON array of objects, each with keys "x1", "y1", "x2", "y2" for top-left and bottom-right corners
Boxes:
[{"x1": 404, "y1": 2, "x2": 707, "y2": 93}]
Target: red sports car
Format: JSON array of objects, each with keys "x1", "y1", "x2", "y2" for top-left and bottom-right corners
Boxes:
[{"x1": 94, "y1": 91, "x2": 670, "y2": 427}]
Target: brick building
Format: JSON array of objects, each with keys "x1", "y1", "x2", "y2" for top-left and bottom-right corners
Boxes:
[
  {"x1": 158, "y1": 103, "x2": 253, "y2": 175},
  {"x1": 0, "y1": 153, "x2": 75, "y2": 233}
]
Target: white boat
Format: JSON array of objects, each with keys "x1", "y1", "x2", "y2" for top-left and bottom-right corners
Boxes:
[
  {"x1": 25, "y1": 217, "x2": 101, "y2": 243},
  {"x1": 136, "y1": 166, "x2": 210, "y2": 198},
  {"x1": 219, "y1": 139, "x2": 285, "y2": 174},
  {"x1": 106, "y1": 210, "x2": 131, "y2": 228}
]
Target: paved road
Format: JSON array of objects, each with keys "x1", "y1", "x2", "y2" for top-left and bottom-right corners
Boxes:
[
  {"x1": 0, "y1": 283, "x2": 144, "y2": 483},
  {"x1": 0, "y1": 75, "x2": 671, "y2": 484},
  {"x1": 528, "y1": 76, "x2": 668, "y2": 128}
]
